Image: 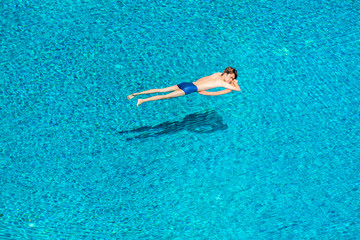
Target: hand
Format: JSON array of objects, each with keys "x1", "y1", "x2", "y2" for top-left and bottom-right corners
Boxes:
[{"x1": 230, "y1": 79, "x2": 238, "y2": 86}]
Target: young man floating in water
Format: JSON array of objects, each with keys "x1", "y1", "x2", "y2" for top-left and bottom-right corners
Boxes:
[{"x1": 127, "y1": 67, "x2": 241, "y2": 107}]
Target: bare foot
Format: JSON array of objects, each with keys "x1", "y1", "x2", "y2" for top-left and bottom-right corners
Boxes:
[
  {"x1": 127, "y1": 94, "x2": 135, "y2": 100},
  {"x1": 137, "y1": 99, "x2": 144, "y2": 107}
]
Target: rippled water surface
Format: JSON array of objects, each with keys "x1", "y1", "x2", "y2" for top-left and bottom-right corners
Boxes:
[{"x1": 1, "y1": 0, "x2": 360, "y2": 239}]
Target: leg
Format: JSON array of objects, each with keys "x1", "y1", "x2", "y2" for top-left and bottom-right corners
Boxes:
[
  {"x1": 137, "y1": 90, "x2": 185, "y2": 107},
  {"x1": 127, "y1": 85, "x2": 179, "y2": 100}
]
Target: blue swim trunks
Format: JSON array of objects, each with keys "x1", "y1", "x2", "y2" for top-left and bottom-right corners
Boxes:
[{"x1": 177, "y1": 82, "x2": 198, "y2": 95}]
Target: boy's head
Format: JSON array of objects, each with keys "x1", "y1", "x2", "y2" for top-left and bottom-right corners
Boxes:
[{"x1": 221, "y1": 66, "x2": 237, "y2": 81}]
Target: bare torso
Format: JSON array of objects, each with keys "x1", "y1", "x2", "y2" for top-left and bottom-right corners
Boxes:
[{"x1": 193, "y1": 72, "x2": 225, "y2": 91}]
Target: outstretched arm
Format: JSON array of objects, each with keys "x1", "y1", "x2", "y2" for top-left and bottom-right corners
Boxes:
[{"x1": 198, "y1": 89, "x2": 232, "y2": 96}]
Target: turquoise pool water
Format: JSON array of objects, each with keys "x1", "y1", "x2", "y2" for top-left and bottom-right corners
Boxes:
[{"x1": 1, "y1": 0, "x2": 360, "y2": 239}]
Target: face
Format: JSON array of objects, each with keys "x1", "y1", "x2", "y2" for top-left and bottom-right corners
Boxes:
[{"x1": 224, "y1": 73, "x2": 236, "y2": 83}]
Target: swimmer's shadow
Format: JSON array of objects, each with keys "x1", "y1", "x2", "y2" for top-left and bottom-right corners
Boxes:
[{"x1": 119, "y1": 110, "x2": 227, "y2": 141}]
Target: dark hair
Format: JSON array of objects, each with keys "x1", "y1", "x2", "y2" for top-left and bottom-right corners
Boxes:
[{"x1": 221, "y1": 66, "x2": 237, "y2": 79}]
